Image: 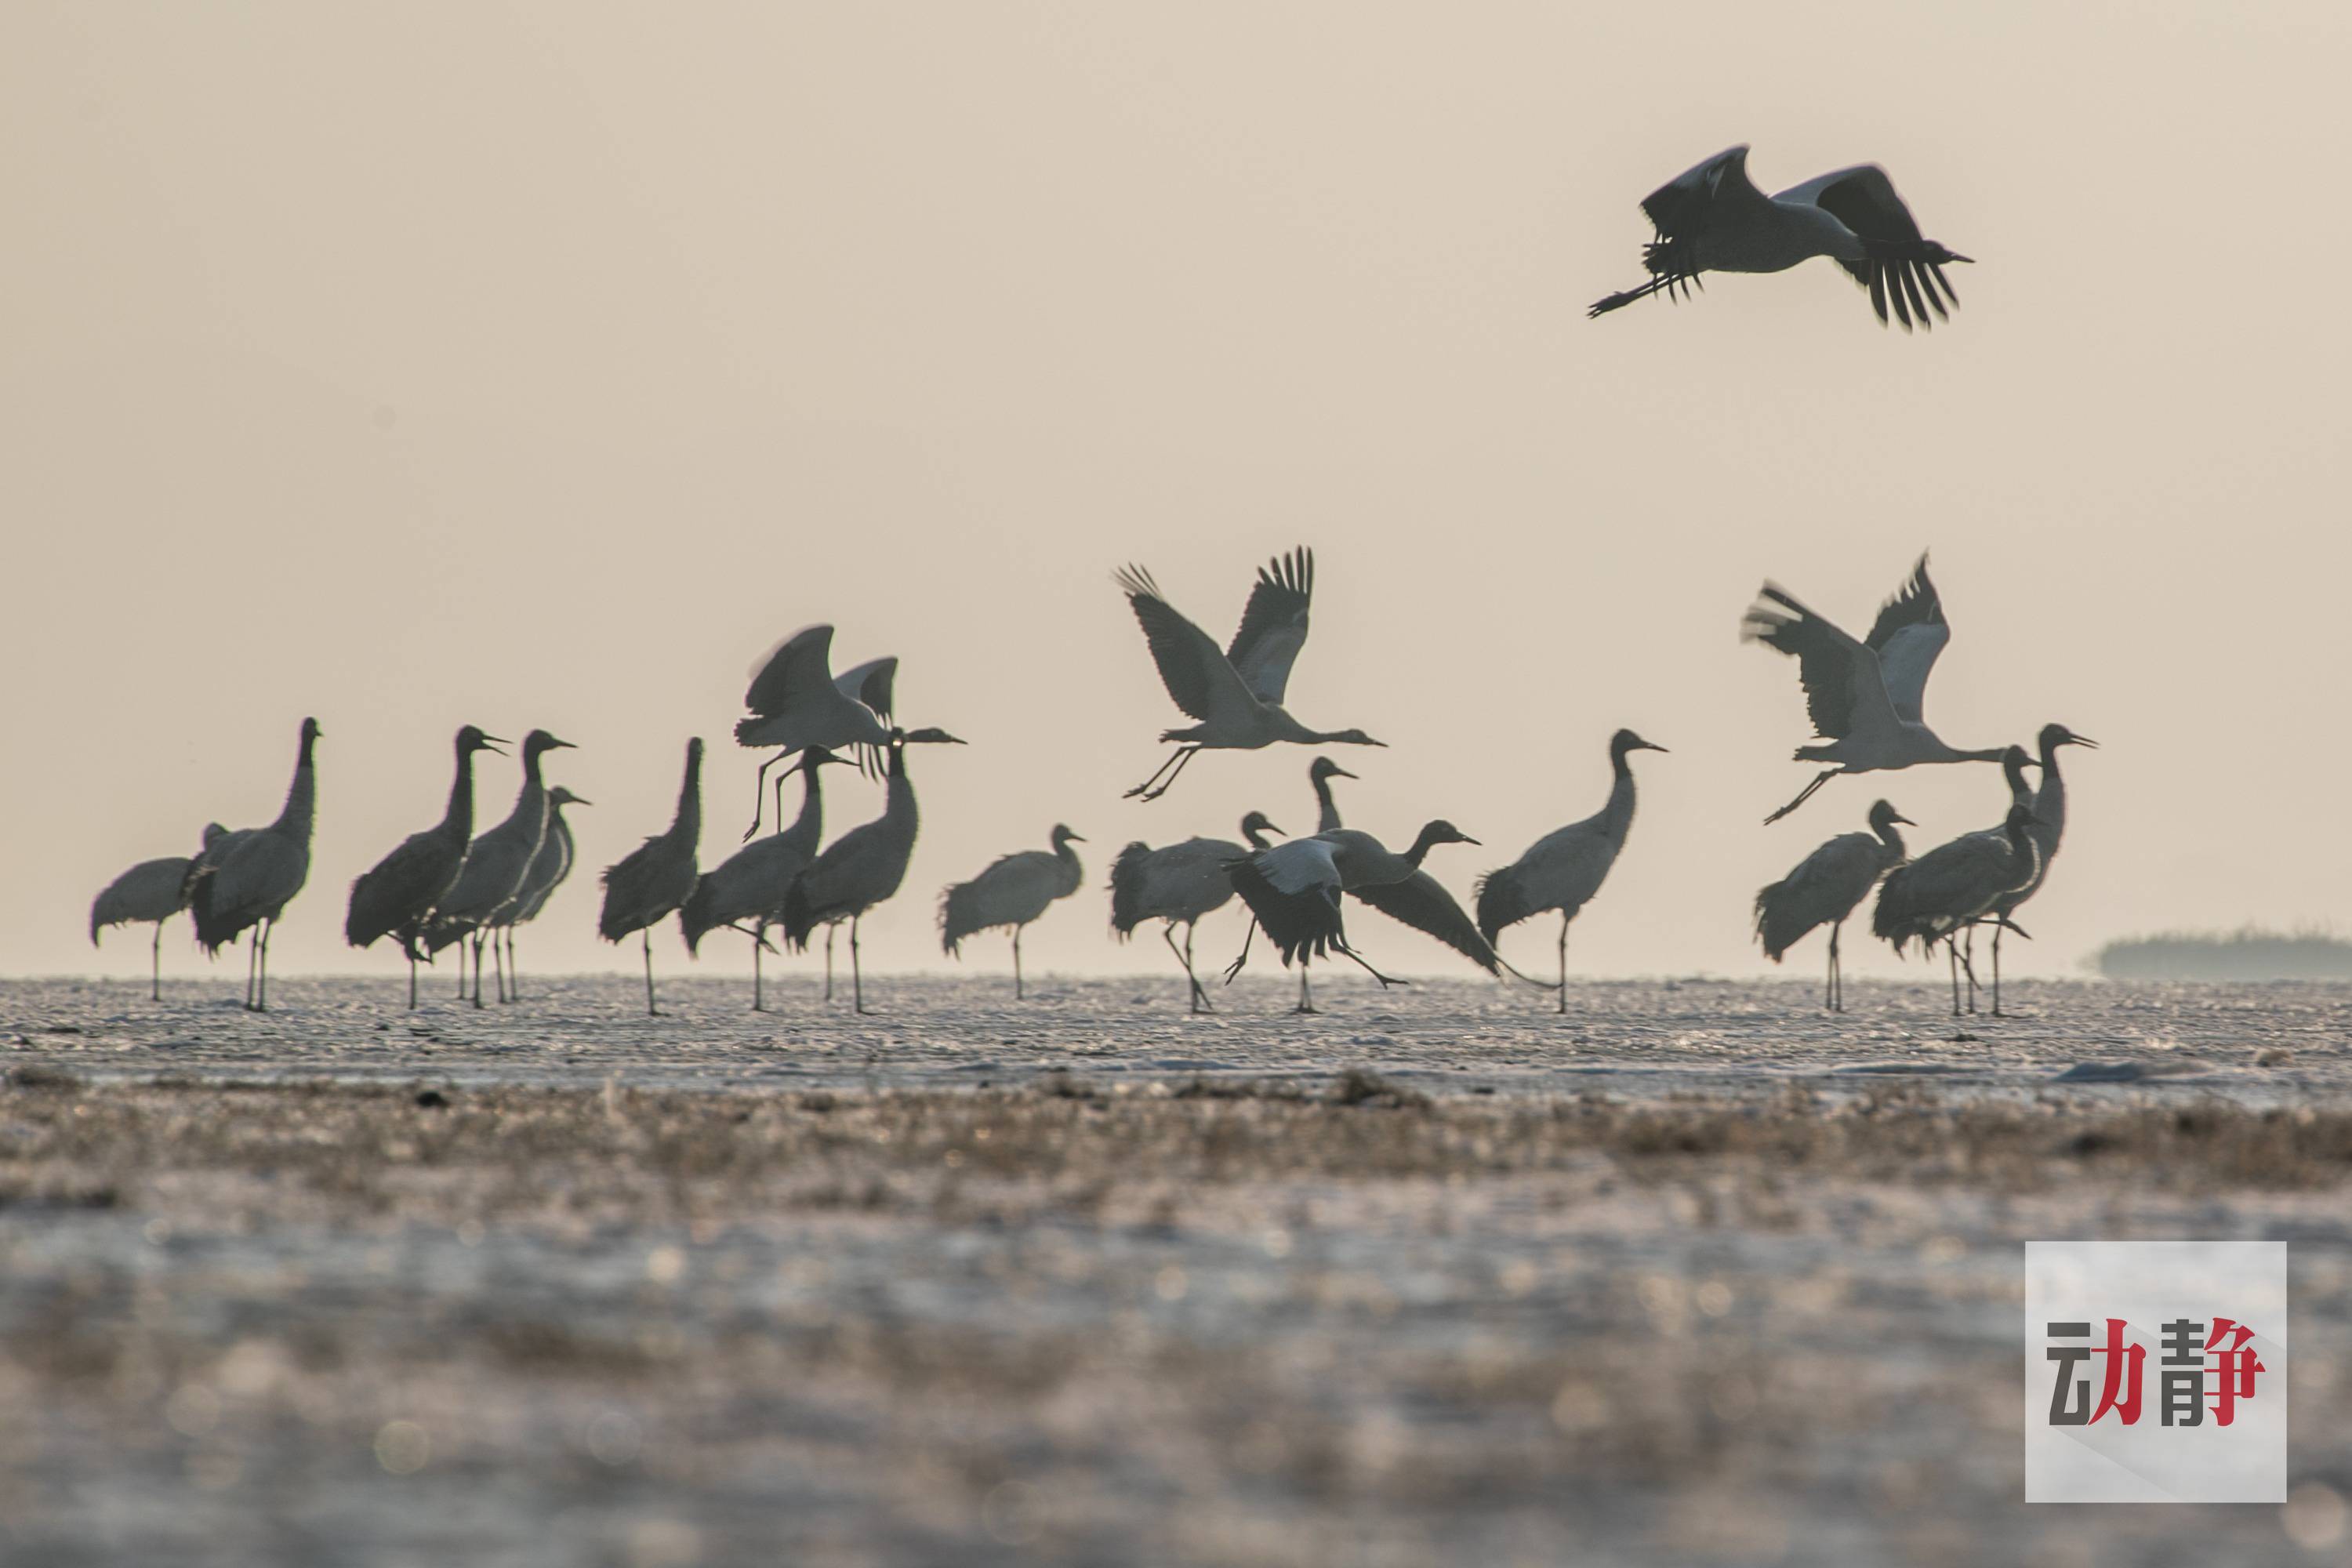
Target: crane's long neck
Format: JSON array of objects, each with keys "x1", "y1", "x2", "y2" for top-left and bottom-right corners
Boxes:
[
  {"x1": 2034, "y1": 740, "x2": 2071, "y2": 839},
  {"x1": 1312, "y1": 775, "x2": 1342, "y2": 834},
  {"x1": 1243, "y1": 822, "x2": 1275, "y2": 850},
  {"x1": 514, "y1": 745, "x2": 550, "y2": 841},
  {"x1": 2004, "y1": 816, "x2": 2040, "y2": 882},
  {"x1": 670, "y1": 751, "x2": 702, "y2": 847},
  {"x1": 443, "y1": 743, "x2": 478, "y2": 844},
  {"x1": 273, "y1": 729, "x2": 318, "y2": 844},
  {"x1": 1874, "y1": 818, "x2": 1907, "y2": 866},
  {"x1": 1596, "y1": 751, "x2": 1639, "y2": 844},
  {"x1": 2002, "y1": 751, "x2": 2032, "y2": 810},
  {"x1": 886, "y1": 747, "x2": 919, "y2": 837},
  {"x1": 782, "y1": 764, "x2": 826, "y2": 851}
]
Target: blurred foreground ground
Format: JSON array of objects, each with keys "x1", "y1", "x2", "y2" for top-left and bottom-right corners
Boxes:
[{"x1": 2, "y1": 976, "x2": 2348, "y2": 1565}]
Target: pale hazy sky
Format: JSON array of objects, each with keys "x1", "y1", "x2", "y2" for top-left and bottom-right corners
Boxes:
[{"x1": 5, "y1": 3, "x2": 2347, "y2": 991}]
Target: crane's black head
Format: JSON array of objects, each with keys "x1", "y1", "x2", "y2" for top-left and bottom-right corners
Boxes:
[
  {"x1": 300, "y1": 717, "x2": 323, "y2": 741},
  {"x1": 2000, "y1": 743, "x2": 2032, "y2": 779},
  {"x1": 1240, "y1": 811, "x2": 1283, "y2": 840},
  {"x1": 1413, "y1": 819, "x2": 1481, "y2": 850},
  {"x1": 458, "y1": 725, "x2": 507, "y2": 756},
  {"x1": 1051, "y1": 824, "x2": 1086, "y2": 845},
  {"x1": 548, "y1": 786, "x2": 591, "y2": 807},
  {"x1": 1327, "y1": 731, "x2": 1384, "y2": 747},
  {"x1": 1867, "y1": 800, "x2": 1915, "y2": 830},
  {"x1": 1611, "y1": 728, "x2": 1668, "y2": 757},
  {"x1": 686, "y1": 737, "x2": 706, "y2": 761},
  {"x1": 522, "y1": 729, "x2": 577, "y2": 757},
  {"x1": 1310, "y1": 757, "x2": 1357, "y2": 782},
  {"x1": 2039, "y1": 723, "x2": 2098, "y2": 753}
]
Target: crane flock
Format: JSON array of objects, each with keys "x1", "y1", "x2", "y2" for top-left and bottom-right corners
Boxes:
[
  {"x1": 85, "y1": 539, "x2": 2091, "y2": 1022},
  {"x1": 82, "y1": 145, "x2": 2083, "y2": 1022}
]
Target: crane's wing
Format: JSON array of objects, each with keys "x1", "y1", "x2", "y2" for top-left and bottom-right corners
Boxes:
[
  {"x1": 1773, "y1": 165, "x2": 1955, "y2": 328},
  {"x1": 833, "y1": 655, "x2": 897, "y2": 724},
  {"x1": 1640, "y1": 145, "x2": 1767, "y2": 243},
  {"x1": 1861, "y1": 557, "x2": 1948, "y2": 725},
  {"x1": 1116, "y1": 565, "x2": 1256, "y2": 724},
  {"x1": 743, "y1": 625, "x2": 836, "y2": 718},
  {"x1": 1250, "y1": 837, "x2": 1341, "y2": 898},
  {"x1": 1741, "y1": 584, "x2": 1900, "y2": 742},
  {"x1": 1350, "y1": 870, "x2": 1500, "y2": 975},
  {"x1": 1225, "y1": 546, "x2": 1313, "y2": 705}
]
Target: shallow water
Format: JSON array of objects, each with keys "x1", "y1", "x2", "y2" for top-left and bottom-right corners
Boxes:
[
  {"x1": 2, "y1": 977, "x2": 2348, "y2": 1565},
  {"x1": 5, "y1": 973, "x2": 2348, "y2": 1102}
]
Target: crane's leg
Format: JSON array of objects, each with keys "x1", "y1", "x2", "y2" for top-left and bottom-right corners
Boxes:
[
  {"x1": 151, "y1": 923, "x2": 162, "y2": 1003},
  {"x1": 824, "y1": 924, "x2": 837, "y2": 1003},
  {"x1": 1126, "y1": 746, "x2": 1203, "y2": 803},
  {"x1": 851, "y1": 916, "x2": 867, "y2": 1015},
  {"x1": 1946, "y1": 938, "x2": 1962, "y2": 1017},
  {"x1": 469, "y1": 932, "x2": 485, "y2": 1009},
  {"x1": 743, "y1": 750, "x2": 790, "y2": 842},
  {"x1": 1223, "y1": 919, "x2": 1258, "y2": 985},
  {"x1": 492, "y1": 932, "x2": 506, "y2": 1004},
  {"x1": 752, "y1": 929, "x2": 765, "y2": 1012},
  {"x1": 506, "y1": 929, "x2": 521, "y2": 1003},
  {"x1": 1762, "y1": 770, "x2": 1840, "y2": 826},
  {"x1": 243, "y1": 928, "x2": 259, "y2": 1010},
  {"x1": 1994, "y1": 922, "x2": 2005, "y2": 1015},
  {"x1": 642, "y1": 928, "x2": 659, "y2": 1016},
  {"x1": 1826, "y1": 923, "x2": 1839, "y2": 1012},
  {"x1": 1961, "y1": 926, "x2": 1977, "y2": 1014},
  {"x1": 1296, "y1": 964, "x2": 1316, "y2": 1015},
  {"x1": 1165, "y1": 922, "x2": 1208, "y2": 1012},
  {"x1": 1558, "y1": 913, "x2": 1570, "y2": 1015},
  {"x1": 255, "y1": 920, "x2": 270, "y2": 1013},
  {"x1": 408, "y1": 951, "x2": 419, "y2": 1011},
  {"x1": 1013, "y1": 928, "x2": 1025, "y2": 1000},
  {"x1": 1334, "y1": 942, "x2": 1406, "y2": 990}
]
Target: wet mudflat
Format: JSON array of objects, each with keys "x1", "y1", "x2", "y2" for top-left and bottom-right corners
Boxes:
[{"x1": 2, "y1": 976, "x2": 2349, "y2": 1565}]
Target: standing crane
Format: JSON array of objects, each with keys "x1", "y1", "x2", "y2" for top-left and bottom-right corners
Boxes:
[
  {"x1": 1753, "y1": 800, "x2": 1914, "y2": 1012},
  {"x1": 598, "y1": 739, "x2": 703, "y2": 1016},
  {"x1": 91, "y1": 825, "x2": 224, "y2": 1000},
  {"x1": 187, "y1": 717, "x2": 321, "y2": 1012},
  {"x1": 423, "y1": 729, "x2": 577, "y2": 1007},
  {"x1": 1743, "y1": 556, "x2": 2006, "y2": 823},
  {"x1": 1589, "y1": 146, "x2": 1972, "y2": 330},
  {"x1": 1475, "y1": 729, "x2": 1668, "y2": 1012},
  {"x1": 345, "y1": 725, "x2": 506, "y2": 1007},
  {"x1": 681, "y1": 749, "x2": 846, "y2": 1010},
  {"x1": 1224, "y1": 821, "x2": 1483, "y2": 1010},
  {"x1": 1116, "y1": 548, "x2": 1383, "y2": 801},
  {"x1": 1109, "y1": 811, "x2": 1283, "y2": 1014},
  {"x1": 779, "y1": 728, "x2": 965, "y2": 1014},
  {"x1": 1968, "y1": 724, "x2": 2098, "y2": 1014},
  {"x1": 1307, "y1": 757, "x2": 1356, "y2": 833},
  {"x1": 733, "y1": 625, "x2": 897, "y2": 837},
  {"x1": 940, "y1": 825, "x2": 1087, "y2": 999},
  {"x1": 1874, "y1": 800, "x2": 2044, "y2": 1018},
  {"x1": 500, "y1": 785, "x2": 588, "y2": 1001}
]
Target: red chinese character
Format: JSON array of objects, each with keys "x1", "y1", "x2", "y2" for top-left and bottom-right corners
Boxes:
[
  {"x1": 2092, "y1": 1318, "x2": 2145, "y2": 1425},
  {"x1": 2205, "y1": 1318, "x2": 2266, "y2": 1427}
]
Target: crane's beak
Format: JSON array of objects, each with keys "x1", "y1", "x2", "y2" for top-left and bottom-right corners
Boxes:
[
  {"x1": 2070, "y1": 735, "x2": 2100, "y2": 749},
  {"x1": 1065, "y1": 833, "x2": 1087, "y2": 844},
  {"x1": 481, "y1": 734, "x2": 510, "y2": 755},
  {"x1": 546, "y1": 737, "x2": 577, "y2": 751},
  {"x1": 1891, "y1": 814, "x2": 1916, "y2": 827},
  {"x1": 569, "y1": 796, "x2": 593, "y2": 807}
]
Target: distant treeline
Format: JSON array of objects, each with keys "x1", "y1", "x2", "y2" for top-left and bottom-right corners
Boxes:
[{"x1": 2092, "y1": 928, "x2": 2352, "y2": 982}]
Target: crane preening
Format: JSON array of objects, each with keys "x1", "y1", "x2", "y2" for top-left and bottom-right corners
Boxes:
[
  {"x1": 1590, "y1": 146, "x2": 1972, "y2": 330},
  {"x1": 1116, "y1": 547, "x2": 1382, "y2": 802},
  {"x1": 1743, "y1": 556, "x2": 2005, "y2": 825}
]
